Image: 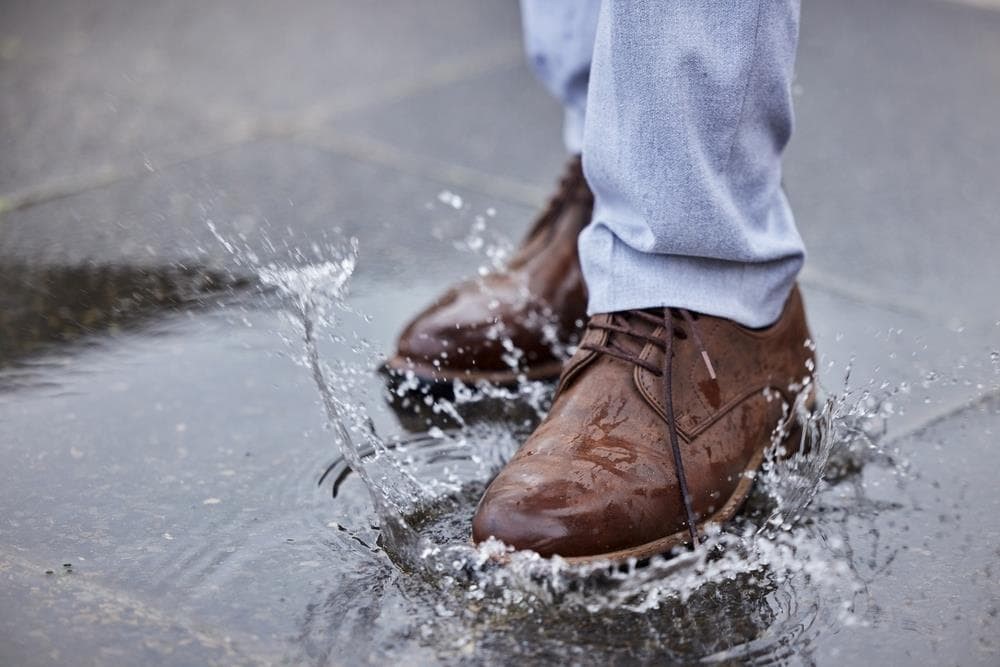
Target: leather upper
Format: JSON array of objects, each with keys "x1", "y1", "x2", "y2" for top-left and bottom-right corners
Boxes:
[
  {"x1": 390, "y1": 157, "x2": 592, "y2": 383},
  {"x1": 472, "y1": 286, "x2": 815, "y2": 558}
]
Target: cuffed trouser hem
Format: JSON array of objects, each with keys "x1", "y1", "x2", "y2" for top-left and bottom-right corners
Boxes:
[{"x1": 578, "y1": 224, "x2": 804, "y2": 329}]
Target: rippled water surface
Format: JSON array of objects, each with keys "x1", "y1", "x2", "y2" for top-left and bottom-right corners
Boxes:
[{"x1": 1, "y1": 223, "x2": 998, "y2": 666}]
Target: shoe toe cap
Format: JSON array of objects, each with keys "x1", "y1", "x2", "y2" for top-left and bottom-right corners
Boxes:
[
  {"x1": 471, "y1": 482, "x2": 579, "y2": 557},
  {"x1": 471, "y1": 453, "x2": 666, "y2": 559}
]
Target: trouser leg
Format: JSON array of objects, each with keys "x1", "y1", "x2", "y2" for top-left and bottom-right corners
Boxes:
[
  {"x1": 578, "y1": 1, "x2": 805, "y2": 328},
  {"x1": 519, "y1": 0, "x2": 601, "y2": 153}
]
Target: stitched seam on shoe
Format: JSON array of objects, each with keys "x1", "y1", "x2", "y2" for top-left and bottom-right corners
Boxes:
[
  {"x1": 554, "y1": 322, "x2": 607, "y2": 398},
  {"x1": 684, "y1": 382, "x2": 788, "y2": 440},
  {"x1": 638, "y1": 359, "x2": 776, "y2": 443},
  {"x1": 635, "y1": 323, "x2": 716, "y2": 434}
]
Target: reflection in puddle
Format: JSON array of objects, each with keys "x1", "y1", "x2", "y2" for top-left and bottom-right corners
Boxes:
[{"x1": 0, "y1": 262, "x2": 251, "y2": 367}]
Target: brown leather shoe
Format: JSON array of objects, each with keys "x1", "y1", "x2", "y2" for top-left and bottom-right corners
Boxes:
[
  {"x1": 385, "y1": 157, "x2": 592, "y2": 387},
  {"x1": 471, "y1": 286, "x2": 815, "y2": 562}
]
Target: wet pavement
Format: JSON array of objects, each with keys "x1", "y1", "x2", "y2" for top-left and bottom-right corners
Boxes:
[{"x1": 2, "y1": 0, "x2": 999, "y2": 665}]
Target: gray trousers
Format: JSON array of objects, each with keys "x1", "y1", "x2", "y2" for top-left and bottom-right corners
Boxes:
[{"x1": 520, "y1": 1, "x2": 805, "y2": 328}]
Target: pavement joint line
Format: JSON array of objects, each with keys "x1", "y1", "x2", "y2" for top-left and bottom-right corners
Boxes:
[
  {"x1": 0, "y1": 166, "x2": 126, "y2": 215},
  {"x1": 0, "y1": 43, "x2": 524, "y2": 215},
  {"x1": 0, "y1": 548, "x2": 281, "y2": 666},
  {"x1": 292, "y1": 129, "x2": 549, "y2": 207},
  {"x1": 882, "y1": 385, "x2": 1000, "y2": 445},
  {"x1": 0, "y1": 137, "x2": 260, "y2": 216},
  {"x1": 258, "y1": 42, "x2": 526, "y2": 136},
  {"x1": 938, "y1": 0, "x2": 1000, "y2": 10},
  {"x1": 798, "y1": 264, "x2": 937, "y2": 321}
]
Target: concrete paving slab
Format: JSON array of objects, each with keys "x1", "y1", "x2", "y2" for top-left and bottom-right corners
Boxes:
[
  {"x1": 0, "y1": 139, "x2": 534, "y2": 288},
  {"x1": 797, "y1": 285, "x2": 996, "y2": 437},
  {"x1": 324, "y1": 62, "x2": 567, "y2": 197},
  {"x1": 2, "y1": 0, "x2": 999, "y2": 663},
  {"x1": 0, "y1": 61, "x2": 230, "y2": 204},
  {"x1": 787, "y1": 0, "x2": 1000, "y2": 333},
  {"x1": 811, "y1": 394, "x2": 1000, "y2": 664},
  {"x1": 0, "y1": 551, "x2": 276, "y2": 667},
  {"x1": 1, "y1": 0, "x2": 523, "y2": 196}
]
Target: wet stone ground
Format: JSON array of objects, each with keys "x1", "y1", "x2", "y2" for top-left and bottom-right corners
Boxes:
[{"x1": 2, "y1": 0, "x2": 1000, "y2": 665}]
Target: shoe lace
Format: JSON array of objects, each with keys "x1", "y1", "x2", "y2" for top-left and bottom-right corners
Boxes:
[{"x1": 580, "y1": 308, "x2": 717, "y2": 549}]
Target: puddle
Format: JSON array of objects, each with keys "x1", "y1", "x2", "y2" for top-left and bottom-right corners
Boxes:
[
  {"x1": 0, "y1": 219, "x2": 998, "y2": 665},
  {"x1": 251, "y1": 238, "x2": 878, "y2": 663},
  {"x1": 0, "y1": 262, "x2": 252, "y2": 368}
]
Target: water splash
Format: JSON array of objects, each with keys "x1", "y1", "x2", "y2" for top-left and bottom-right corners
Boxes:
[{"x1": 209, "y1": 219, "x2": 910, "y2": 661}]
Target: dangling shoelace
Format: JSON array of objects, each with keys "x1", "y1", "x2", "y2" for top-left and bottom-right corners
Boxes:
[{"x1": 580, "y1": 308, "x2": 717, "y2": 549}]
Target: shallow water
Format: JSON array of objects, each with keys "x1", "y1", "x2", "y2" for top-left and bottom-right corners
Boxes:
[{"x1": 1, "y1": 223, "x2": 998, "y2": 665}]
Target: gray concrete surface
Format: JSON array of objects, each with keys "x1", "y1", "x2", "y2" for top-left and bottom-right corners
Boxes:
[{"x1": 1, "y1": 0, "x2": 998, "y2": 664}]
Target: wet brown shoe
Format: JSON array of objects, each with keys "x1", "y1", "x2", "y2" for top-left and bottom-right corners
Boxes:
[
  {"x1": 385, "y1": 156, "x2": 592, "y2": 388},
  {"x1": 472, "y1": 286, "x2": 815, "y2": 562}
]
